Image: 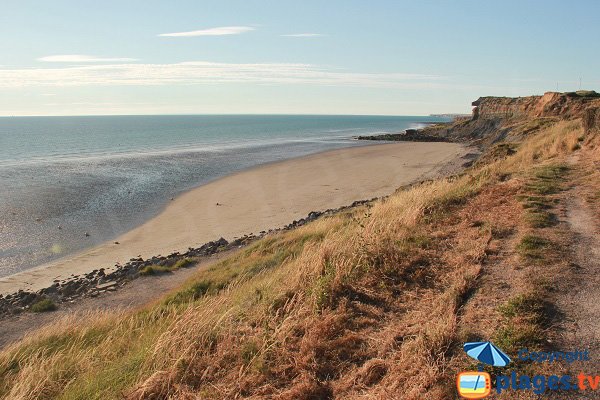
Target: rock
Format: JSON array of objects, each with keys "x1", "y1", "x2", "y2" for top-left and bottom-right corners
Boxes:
[
  {"x1": 96, "y1": 281, "x2": 117, "y2": 291},
  {"x1": 59, "y1": 283, "x2": 78, "y2": 297}
]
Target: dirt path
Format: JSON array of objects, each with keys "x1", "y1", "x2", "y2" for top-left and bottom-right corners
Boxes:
[
  {"x1": 553, "y1": 157, "x2": 600, "y2": 378},
  {"x1": 0, "y1": 252, "x2": 229, "y2": 350},
  {"x1": 561, "y1": 195, "x2": 600, "y2": 348}
]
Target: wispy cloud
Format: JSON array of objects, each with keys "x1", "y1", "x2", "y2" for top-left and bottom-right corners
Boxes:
[
  {"x1": 38, "y1": 55, "x2": 138, "y2": 63},
  {"x1": 0, "y1": 61, "x2": 443, "y2": 89},
  {"x1": 158, "y1": 26, "x2": 255, "y2": 37},
  {"x1": 282, "y1": 33, "x2": 325, "y2": 37}
]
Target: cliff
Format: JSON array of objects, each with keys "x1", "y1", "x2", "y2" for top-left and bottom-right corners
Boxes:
[
  {"x1": 358, "y1": 91, "x2": 600, "y2": 147},
  {"x1": 472, "y1": 90, "x2": 600, "y2": 120},
  {"x1": 421, "y1": 90, "x2": 600, "y2": 147}
]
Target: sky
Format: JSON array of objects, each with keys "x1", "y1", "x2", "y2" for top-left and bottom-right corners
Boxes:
[{"x1": 1, "y1": 0, "x2": 599, "y2": 116}]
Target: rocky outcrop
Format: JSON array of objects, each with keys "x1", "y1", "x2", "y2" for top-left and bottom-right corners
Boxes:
[{"x1": 356, "y1": 129, "x2": 450, "y2": 142}]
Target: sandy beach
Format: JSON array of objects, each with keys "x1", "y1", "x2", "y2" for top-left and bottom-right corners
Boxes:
[{"x1": 0, "y1": 141, "x2": 467, "y2": 295}]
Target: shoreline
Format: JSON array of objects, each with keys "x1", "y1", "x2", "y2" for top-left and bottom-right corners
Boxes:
[{"x1": 0, "y1": 141, "x2": 470, "y2": 302}]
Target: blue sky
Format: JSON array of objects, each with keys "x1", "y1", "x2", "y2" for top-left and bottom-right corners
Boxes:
[{"x1": 1, "y1": 0, "x2": 598, "y2": 116}]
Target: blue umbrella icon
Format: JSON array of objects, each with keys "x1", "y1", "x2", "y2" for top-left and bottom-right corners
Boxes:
[{"x1": 464, "y1": 341, "x2": 511, "y2": 367}]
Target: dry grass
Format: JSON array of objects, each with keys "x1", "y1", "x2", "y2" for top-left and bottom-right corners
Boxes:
[{"x1": 0, "y1": 118, "x2": 590, "y2": 399}]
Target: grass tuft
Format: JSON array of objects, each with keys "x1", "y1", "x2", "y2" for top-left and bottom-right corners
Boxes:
[
  {"x1": 524, "y1": 211, "x2": 556, "y2": 228},
  {"x1": 526, "y1": 164, "x2": 569, "y2": 195},
  {"x1": 30, "y1": 299, "x2": 57, "y2": 313},
  {"x1": 139, "y1": 258, "x2": 195, "y2": 276},
  {"x1": 517, "y1": 235, "x2": 550, "y2": 260}
]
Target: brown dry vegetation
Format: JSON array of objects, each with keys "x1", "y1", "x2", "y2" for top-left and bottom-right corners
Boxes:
[{"x1": 0, "y1": 117, "x2": 596, "y2": 399}]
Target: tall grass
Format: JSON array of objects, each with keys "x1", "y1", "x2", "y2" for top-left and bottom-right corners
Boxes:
[{"x1": 0, "y1": 118, "x2": 586, "y2": 399}]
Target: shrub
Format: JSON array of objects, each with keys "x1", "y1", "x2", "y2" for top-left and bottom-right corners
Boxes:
[{"x1": 30, "y1": 299, "x2": 57, "y2": 313}]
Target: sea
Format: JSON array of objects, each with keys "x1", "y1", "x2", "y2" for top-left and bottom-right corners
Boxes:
[{"x1": 0, "y1": 114, "x2": 448, "y2": 278}]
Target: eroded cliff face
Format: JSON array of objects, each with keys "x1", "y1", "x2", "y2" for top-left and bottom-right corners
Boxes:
[
  {"x1": 419, "y1": 91, "x2": 600, "y2": 148},
  {"x1": 583, "y1": 107, "x2": 600, "y2": 134},
  {"x1": 472, "y1": 91, "x2": 600, "y2": 120}
]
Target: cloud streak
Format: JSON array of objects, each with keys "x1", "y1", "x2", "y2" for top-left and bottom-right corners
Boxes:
[
  {"x1": 0, "y1": 61, "x2": 443, "y2": 89},
  {"x1": 38, "y1": 55, "x2": 138, "y2": 63},
  {"x1": 282, "y1": 33, "x2": 324, "y2": 37},
  {"x1": 158, "y1": 26, "x2": 255, "y2": 37}
]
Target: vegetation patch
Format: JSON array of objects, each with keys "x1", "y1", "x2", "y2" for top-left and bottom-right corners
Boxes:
[
  {"x1": 516, "y1": 235, "x2": 551, "y2": 260},
  {"x1": 474, "y1": 142, "x2": 518, "y2": 167},
  {"x1": 139, "y1": 258, "x2": 195, "y2": 276},
  {"x1": 30, "y1": 298, "x2": 57, "y2": 313},
  {"x1": 524, "y1": 210, "x2": 557, "y2": 228},
  {"x1": 526, "y1": 164, "x2": 569, "y2": 195}
]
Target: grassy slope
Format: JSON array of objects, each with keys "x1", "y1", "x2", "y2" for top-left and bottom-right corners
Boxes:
[{"x1": 0, "y1": 118, "x2": 594, "y2": 399}]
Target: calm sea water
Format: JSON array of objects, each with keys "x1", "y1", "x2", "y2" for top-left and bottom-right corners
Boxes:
[{"x1": 0, "y1": 115, "x2": 447, "y2": 278}]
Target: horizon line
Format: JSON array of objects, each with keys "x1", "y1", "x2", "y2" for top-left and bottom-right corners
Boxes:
[{"x1": 0, "y1": 112, "x2": 463, "y2": 119}]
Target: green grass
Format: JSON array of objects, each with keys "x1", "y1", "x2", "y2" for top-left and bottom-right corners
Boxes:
[
  {"x1": 166, "y1": 279, "x2": 222, "y2": 305},
  {"x1": 524, "y1": 210, "x2": 556, "y2": 228},
  {"x1": 499, "y1": 293, "x2": 546, "y2": 320},
  {"x1": 139, "y1": 258, "x2": 195, "y2": 276},
  {"x1": 494, "y1": 323, "x2": 545, "y2": 353},
  {"x1": 526, "y1": 164, "x2": 569, "y2": 195},
  {"x1": 30, "y1": 299, "x2": 57, "y2": 313},
  {"x1": 519, "y1": 164, "x2": 567, "y2": 228},
  {"x1": 520, "y1": 196, "x2": 553, "y2": 210},
  {"x1": 312, "y1": 260, "x2": 336, "y2": 311},
  {"x1": 164, "y1": 230, "x2": 328, "y2": 307},
  {"x1": 495, "y1": 293, "x2": 548, "y2": 353},
  {"x1": 520, "y1": 192, "x2": 557, "y2": 228},
  {"x1": 240, "y1": 341, "x2": 260, "y2": 364},
  {"x1": 516, "y1": 235, "x2": 550, "y2": 260},
  {"x1": 172, "y1": 258, "x2": 194, "y2": 269},
  {"x1": 495, "y1": 165, "x2": 568, "y2": 356}
]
